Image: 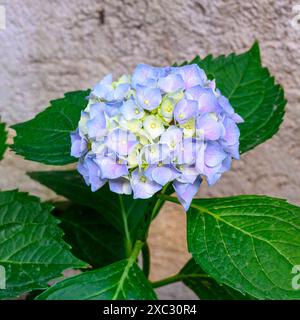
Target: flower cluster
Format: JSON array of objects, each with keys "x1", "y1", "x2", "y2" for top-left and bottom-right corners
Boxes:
[{"x1": 71, "y1": 64, "x2": 243, "y2": 211}]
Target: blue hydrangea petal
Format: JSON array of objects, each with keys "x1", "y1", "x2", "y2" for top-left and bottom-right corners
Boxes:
[
  {"x1": 160, "y1": 126, "x2": 183, "y2": 150},
  {"x1": 114, "y1": 83, "x2": 130, "y2": 100},
  {"x1": 171, "y1": 64, "x2": 206, "y2": 89},
  {"x1": 177, "y1": 165, "x2": 199, "y2": 184},
  {"x1": 106, "y1": 129, "x2": 138, "y2": 156},
  {"x1": 132, "y1": 64, "x2": 157, "y2": 88},
  {"x1": 174, "y1": 99, "x2": 198, "y2": 124},
  {"x1": 218, "y1": 96, "x2": 244, "y2": 124},
  {"x1": 195, "y1": 141, "x2": 205, "y2": 174},
  {"x1": 91, "y1": 74, "x2": 114, "y2": 100},
  {"x1": 104, "y1": 101, "x2": 122, "y2": 117},
  {"x1": 176, "y1": 138, "x2": 203, "y2": 165},
  {"x1": 231, "y1": 113, "x2": 244, "y2": 123},
  {"x1": 96, "y1": 156, "x2": 128, "y2": 179},
  {"x1": 120, "y1": 98, "x2": 145, "y2": 120},
  {"x1": 203, "y1": 164, "x2": 222, "y2": 186},
  {"x1": 86, "y1": 112, "x2": 107, "y2": 139},
  {"x1": 145, "y1": 164, "x2": 180, "y2": 186},
  {"x1": 70, "y1": 130, "x2": 88, "y2": 158},
  {"x1": 91, "y1": 140, "x2": 107, "y2": 155},
  {"x1": 222, "y1": 117, "x2": 240, "y2": 146},
  {"x1": 204, "y1": 142, "x2": 227, "y2": 167},
  {"x1": 221, "y1": 142, "x2": 240, "y2": 160},
  {"x1": 158, "y1": 74, "x2": 184, "y2": 93},
  {"x1": 77, "y1": 158, "x2": 89, "y2": 184},
  {"x1": 142, "y1": 143, "x2": 170, "y2": 164},
  {"x1": 78, "y1": 155, "x2": 107, "y2": 192},
  {"x1": 109, "y1": 177, "x2": 132, "y2": 195},
  {"x1": 91, "y1": 75, "x2": 130, "y2": 103},
  {"x1": 132, "y1": 64, "x2": 169, "y2": 88},
  {"x1": 218, "y1": 95, "x2": 234, "y2": 115},
  {"x1": 186, "y1": 86, "x2": 220, "y2": 113},
  {"x1": 101, "y1": 74, "x2": 113, "y2": 85},
  {"x1": 136, "y1": 85, "x2": 162, "y2": 111},
  {"x1": 196, "y1": 113, "x2": 224, "y2": 141},
  {"x1": 220, "y1": 156, "x2": 232, "y2": 173},
  {"x1": 131, "y1": 168, "x2": 162, "y2": 199},
  {"x1": 173, "y1": 176, "x2": 202, "y2": 211},
  {"x1": 198, "y1": 90, "x2": 221, "y2": 113},
  {"x1": 185, "y1": 85, "x2": 206, "y2": 101},
  {"x1": 89, "y1": 102, "x2": 106, "y2": 118}
]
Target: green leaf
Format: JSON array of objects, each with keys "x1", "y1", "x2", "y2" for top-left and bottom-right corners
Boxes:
[
  {"x1": 188, "y1": 42, "x2": 286, "y2": 154},
  {"x1": 0, "y1": 122, "x2": 7, "y2": 160},
  {"x1": 28, "y1": 170, "x2": 172, "y2": 260},
  {"x1": 0, "y1": 190, "x2": 86, "y2": 299},
  {"x1": 53, "y1": 203, "x2": 126, "y2": 268},
  {"x1": 187, "y1": 195, "x2": 300, "y2": 300},
  {"x1": 36, "y1": 245, "x2": 156, "y2": 300},
  {"x1": 29, "y1": 171, "x2": 148, "y2": 244},
  {"x1": 180, "y1": 258, "x2": 250, "y2": 300},
  {"x1": 11, "y1": 90, "x2": 90, "y2": 165}
]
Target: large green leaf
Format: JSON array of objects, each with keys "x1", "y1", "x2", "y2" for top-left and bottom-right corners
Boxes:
[
  {"x1": 28, "y1": 170, "x2": 171, "y2": 258},
  {"x1": 0, "y1": 190, "x2": 86, "y2": 299},
  {"x1": 188, "y1": 42, "x2": 286, "y2": 154},
  {"x1": 53, "y1": 203, "x2": 126, "y2": 268},
  {"x1": 11, "y1": 90, "x2": 90, "y2": 165},
  {"x1": 180, "y1": 258, "x2": 250, "y2": 300},
  {"x1": 0, "y1": 122, "x2": 7, "y2": 160},
  {"x1": 36, "y1": 255, "x2": 156, "y2": 300},
  {"x1": 187, "y1": 195, "x2": 300, "y2": 299},
  {"x1": 29, "y1": 170, "x2": 149, "y2": 245}
]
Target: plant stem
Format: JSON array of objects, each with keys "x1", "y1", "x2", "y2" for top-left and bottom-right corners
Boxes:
[
  {"x1": 156, "y1": 193, "x2": 180, "y2": 205},
  {"x1": 119, "y1": 195, "x2": 132, "y2": 257},
  {"x1": 151, "y1": 273, "x2": 211, "y2": 288},
  {"x1": 142, "y1": 242, "x2": 150, "y2": 278},
  {"x1": 151, "y1": 183, "x2": 171, "y2": 220},
  {"x1": 136, "y1": 185, "x2": 170, "y2": 242},
  {"x1": 131, "y1": 239, "x2": 144, "y2": 262}
]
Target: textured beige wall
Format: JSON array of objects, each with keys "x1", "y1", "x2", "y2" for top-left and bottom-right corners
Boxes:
[{"x1": 0, "y1": 0, "x2": 299, "y2": 299}]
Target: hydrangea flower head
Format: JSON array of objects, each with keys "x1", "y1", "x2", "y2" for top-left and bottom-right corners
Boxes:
[{"x1": 71, "y1": 64, "x2": 243, "y2": 211}]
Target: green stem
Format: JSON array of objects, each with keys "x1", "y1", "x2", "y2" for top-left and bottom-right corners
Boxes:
[
  {"x1": 136, "y1": 185, "x2": 170, "y2": 242},
  {"x1": 130, "y1": 239, "x2": 144, "y2": 262},
  {"x1": 156, "y1": 193, "x2": 180, "y2": 205},
  {"x1": 119, "y1": 195, "x2": 132, "y2": 257},
  {"x1": 151, "y1": 183, "x2": 171, "y2": 220},
  {"x1": 151, "y1": 273, "x2": 211, "y2": 288},
  {"x1": 135, "y1": 186, "x2": 171, "y2": 273},
  {"x1": 142, "y1": 242, "x2": 150, "y2": 278}
]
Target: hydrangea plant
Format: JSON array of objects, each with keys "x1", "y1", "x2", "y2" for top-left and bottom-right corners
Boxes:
[{"x1": 1, "y1": 42, "x2": 300, "y2": 300}]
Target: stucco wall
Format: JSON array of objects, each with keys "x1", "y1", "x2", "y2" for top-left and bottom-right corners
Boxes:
[{"x1": 0, "y1": 0, "x2": 299, "y2": 299}]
